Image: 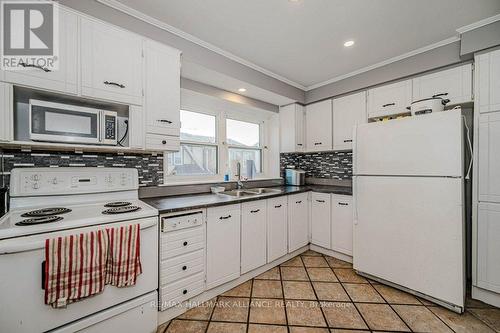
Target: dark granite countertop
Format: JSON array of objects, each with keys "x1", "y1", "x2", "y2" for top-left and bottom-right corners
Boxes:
[{"x1": 142, "y1": 185, "x2": 352, "y2": 214}]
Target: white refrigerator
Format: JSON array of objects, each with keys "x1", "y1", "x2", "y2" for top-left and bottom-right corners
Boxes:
[{"x1": 353, "y1": 109, "x2": 465, "y2": 312}]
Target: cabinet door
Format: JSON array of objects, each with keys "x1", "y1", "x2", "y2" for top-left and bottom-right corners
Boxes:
[
  {"x1": 412, "y1": 64, "x2": 472, "y2": 105},
  {"x1": 333, "y1": 92, "x2": 367, "y2": 150},
  {"x1": 477, "y1": 203, "x2": 500, "y2": 293},
  {"x1": 477, "y1": 49, "x2": 500, "y2": 113},
  {"x1": 288, "y1": 192, "x2": 310, "y2": 252},
  {"x1": 0, "y1": 8, "x2": 78, "y2": 95},
  {"x1": 145, "y1": 40, "x2": 181, "y2": 136},
  {"x1": 128, "y1": 106, "x2": 144, "y2": 150},
  {"x1": 81, "y1": 18, "x2": 143, "y2": 105},
  {"x1": 280, "y1": 104, "x2": 305, "y2": 153},
  {"x1": 206, "y1": 204, "x2": 241, "y2": 289},
  {"x1": 306, "y1": 99, "x2": 332, "y2": 151},
  {"x1": 267, "y1": 196, "x2": 288, "y2": 262},
  {"x1": 478, "y1": 112, "x2": 500, "y2": 203},
  {"x1": 241, "y1": 201, "x2": 267, "y2": 273},
  {"x1": 311, "y1": 192, "x2": 331, "y2": 249},
  {"x1": 0, "y1": 82, "x2": 13, "y2": 142},
  {"x1": 367, "y1": 80, "x2": 412, "y2": 118},
  {"x1": 331, "y1": 194, "x2": 353, "y2": 256}
]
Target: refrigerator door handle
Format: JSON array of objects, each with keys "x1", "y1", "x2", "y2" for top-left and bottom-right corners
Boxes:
[{"x1": 353, "y1": 176, "x2": 358, "y2": 225}]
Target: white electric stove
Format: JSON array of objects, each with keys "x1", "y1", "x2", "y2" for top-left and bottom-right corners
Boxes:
[{"x1": 0, "y1": 167, "x2": 159, "y2": 333}]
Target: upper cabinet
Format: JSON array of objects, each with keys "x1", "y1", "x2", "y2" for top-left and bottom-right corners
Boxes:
[
  {"x1": 478, "y1": 112, "x2": 500, "y2": 204},
  {"x1": 279, "y1": 103, "x2": 305, "y2": 153},
  {"x1": 333, "y1": 92, "x2": 367, "y2": 151},
  {"x1": 476, "y1": 48, "x2": 500, "y2": 113},
  {"x1": 0, "y1": 7, "x2": 78, "y2": 95},
  {"x1": 367, "y1": 79, "x2": 412, "y2": 119},
  {"x1": 306, "y1": 99, "x2": 332, "y2": 151},
  {"x1": 412, "y1": 63, "x2": 472, "y2": 105},
  {"x1": 81, "y1": 17, "x2": 143, "y2": 105}
]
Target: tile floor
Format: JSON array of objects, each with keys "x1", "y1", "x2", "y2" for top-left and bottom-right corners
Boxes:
[{"x1": 157, "y1": 250, "x2": 500, "y2": 333}]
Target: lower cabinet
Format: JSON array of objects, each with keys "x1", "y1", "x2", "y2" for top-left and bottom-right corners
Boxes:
[
  {"x1": 288, "y1": 192, "x2": 310, "y2": 252},
  {"x1": 267, "y1": 196, "x2": 288, "y2": 263},
  {"x1": 311, "y1": 192, "x2": 331, "y2": 248},
  {"x1": 477, "y1": 203, "x2": 500, "y2": 294},
  {"x1": 331, "y1": 195, "x2": 354, "y2": 256},
  {"x1": 241, "y1": 200, "x2": 267, "y2": 274},
  {"x1": 206, "y1": 204, "x2": 241, "y2": 289}
]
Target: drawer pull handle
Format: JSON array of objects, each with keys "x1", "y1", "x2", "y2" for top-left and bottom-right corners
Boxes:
[
  {"x1": 296, "y1": 200, "x2": 302, "y2": 204},
  {"x1": 182, "y1": 265, "x2": 187, "y2": 271},
  {"x1": 104, "y1": 81, "x2": 125, "y2": 88},
  {"x1": 338, "y1": 202, "x2": 349, "y2": 206},
  {"x1": 219, "y1": 215, "x2": 232, "y2": 220},
  {"x1": 250, "y1": 209, "x2": 260, "y2": 213},
  {"x1": 274, "y1": 204, "x2": 282, "y2": 208},
  {"x1": 162, "y1": 140, "x2": 167, "y2": 145},
  {"x1": 157, "y1": 119, "x2": 173, "y2": 124},
  {"x1": 183, "y1": 289, "x2": 188, "y2": 295},
  {"x1": 382, "y1": 103, "x2": 395, "y2": 108},
  {"x1": 297, "y1": 143, "x2": 303, "y2": 146},
  {"x1": 183, "y1": 241, "x2": 188, "y2": 246},
  {"x1": 316, "y1": 199, "x2": 325, "y2": 203},
  {"x1": 343, "y1": 139, "x2": 353, "y2": 143},
  {"x1": 314, "y1": 142, "x2": 322, "y2": 145}
]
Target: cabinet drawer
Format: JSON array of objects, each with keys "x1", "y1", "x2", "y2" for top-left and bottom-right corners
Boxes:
[
  {"x1": 160, "y1": 249, "x2": 205, "y2": 286},
  {"x1": 161, "y1": 225, "x2": 205, "y2": 259},
  {"x1": 162, "y1": 212, "x2": 203, "y2": 232},
  {"x1": 145, "y1": 133, "x2": 179, "y2": 152},
  {"x1": 160, "y1": 272, "x2": 205, "y2": 310}
]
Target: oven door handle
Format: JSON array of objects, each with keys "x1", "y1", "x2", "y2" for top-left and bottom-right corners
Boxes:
[{"x1": 0, "y1": 219, "x2": 157, "y2": 254}]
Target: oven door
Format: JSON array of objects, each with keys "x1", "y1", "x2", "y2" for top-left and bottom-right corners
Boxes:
[
  {"x1": 29, "y1": 100, "x2": 101, "y2": 144},
  {"x1": 0, "y1": 217, "x2": 158, "y2": 333}
]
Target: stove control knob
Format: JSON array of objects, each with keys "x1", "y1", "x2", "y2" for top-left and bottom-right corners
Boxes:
[
  {"x1": 51, "y1": 178, "x2": 58, "y2": 185},
  {"x1": 33, "y1": 174, "x2": 40, "y2": 181},
  {"x1": 32, "y1": 182, "x2": 40, "y2": 189}
]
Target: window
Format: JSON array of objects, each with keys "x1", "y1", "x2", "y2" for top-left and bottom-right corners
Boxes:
[
  {"x1": 166, "y1": 110, "x2": 217, "y2": 176},
  {"x1": 226, "y1": 118, "x2": 262, "y2": 175}
]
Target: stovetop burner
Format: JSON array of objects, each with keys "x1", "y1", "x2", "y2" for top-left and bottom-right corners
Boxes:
[
  {"x1": 102, "y1": 206, "x2": 141, "y2": 215},
  {"x1": 104, "y1": 201, "x2": 132, "y2": 208},
  {"x1": 21, "y1": 207, "x2": 72, "y2": 218},
  {"x1": 15, "y1": 216, "x2": 64, "y2": 226}
]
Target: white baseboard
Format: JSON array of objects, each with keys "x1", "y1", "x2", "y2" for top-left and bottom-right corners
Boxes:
[
  {"x1": 309, "y1": 244, "x2": 353, "y2": 263},
  {"x1": 472, "y1": 285, "x2": 500, "y2": 308}
]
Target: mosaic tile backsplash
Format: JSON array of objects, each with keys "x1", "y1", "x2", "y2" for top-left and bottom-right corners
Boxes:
[
  {"x1": 280, "y1": 151, "x2": 353, "y2": 180},
  {"x1": 0, "y1": 149, "x2": 164, "y2": 187}
]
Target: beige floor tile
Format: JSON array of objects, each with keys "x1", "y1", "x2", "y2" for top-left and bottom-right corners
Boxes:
[
  {"x1": 330, "y1": 330, "x2": 369, "y2": 333},
  {"x1": 302, "y1": 256, "x2": 329, "y2": 268},
  {"x1": 393, "y1": 304, "x2": 453, "y2": 332},
  {"x1": 301, "y1": 250, "x2": 323, "y2": 257},
  {"x1": 252, "y1": 280, "x2": 284, "y2": 298},
  {"x1": 325, "y1": 256, "x2": 352, "y2": 269},
  {"x1": 286, "y1": 300, "x2": 327, "y2": 327},
  {"x1": 312, "y1": 282, "x2": 350, "y2": 302},
  {"x1": 469, "y1": 308, "x2": 500, "y2": 331},
  {"x1": 281, "y1": 256, "x2": 304, "y2": 267},
  {"x1": 281, "y1": 266, "x2": 309, "y2": 281},
  {"x1": 206, "y1": 321, "x2": 247, "y2": 333},
  {"x1": 356, "y1": 303, "x2": 410, "y2": 332},
  {"x1": 222, "y1": 280, "x2": 252, "y2": 297},
  {"x1": 333, "y1": 269, "x2": 368, "y2": 284},
  {"x1": 255, "y1": 267, "x2": 281, "y2": 280},
  {"x1": 321, "y1": 302, "x2": 368, "y2": 330},
  {"x1": 429, "y1": 306, "x2": 496, "y2": 333},
  {"x1": 156, "y1": 321, "x2": 170, "y2": 333},
  {"x1": 343, "y1": 284, "x2": 385, "y2": 303},
  {"x1": 166, "y1": 320, "x2": 208, "y2": 333},
  {"x1": 307, "y1": 268, "x2": 338, "y2": 282},
  {"x1": 178, "y1": 298, "x2": 217, "y2": 320},
  {"x1": 249, "y1": 299, "x2": 287, "y2": 325},
  {"x1": 289, "y1": 327, "x2": 330, "y2": 333},
  {"x1": 372, "y1": 284, "x2": 421, "y2": 305},
  {"x1": 283, "y1": 281, "x2": 317, "y2": 300},
  {"x1": 248, "y1": 324, "x2": 288, "y2": 333},
  {"x1": 211, "y1": 297, "x2": 250, "y2": 323}
]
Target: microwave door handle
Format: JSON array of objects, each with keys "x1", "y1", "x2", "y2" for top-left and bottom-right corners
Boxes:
[{"x1": 98, "y1": 111, "x2": 102, "y2": 142}]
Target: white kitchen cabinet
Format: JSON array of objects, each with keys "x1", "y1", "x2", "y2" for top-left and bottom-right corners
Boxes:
[
  {"x1": 241, "y1": 200, "x2": 267, "y2": 273},
  {"x1": 476, "y1": 48, "x2": 500, "y2": 113},
  {"x1": 0, "y1": 82, "x2": 13, "y2": 142},
  {"x1": 412, "y1": 63, "x2": 472, "y2": 106},
  {"x1": 367, "y1": 80, "x2": 412, "y2": 118},
  {"x1": 0, "y1": 7, "x2": 78, "y2": 95},
  {"x1": 478, "y1": 112, "x2": 500, "y2": 203},
  {"x1": 477, "y1": 203, "x2": 500, "y2": 293},
  {"x1": 331, "y1": 194, "x2": 353, "y2": 256},
  {"x1": 81, "y1": 17, "x2": 143, "y2": 105},
  {"x1": 267, "y1": 196, "x2": 288, "y2": 263},
  {"x1": 288, "y1": 192, "x2": 310, "y2": 252},
  {"x1": 306, "y1": 99, "x2": 332, "y2": 151},
  {"x1": 206, "y1": 204, "x2": 241, "y2": 289},
  {"x1": 144, "y1": 40, "x2": 181, "y2": 137},
  {"x1": 128, "y1": 106, "x2": 145, "y2": 150},
  {"x1": 311, "y1": 192, "x2": 331, "y2": 249},
  {"x1": 333, "y1": 92, "x2": 367, "y2": 150},
  {"x1": 280, "y1": 103, "x2": 305, "y2": 153}
]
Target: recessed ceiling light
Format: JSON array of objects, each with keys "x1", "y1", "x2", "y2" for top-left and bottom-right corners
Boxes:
[
  {"x1": 238, "y1": 88, "x2": 247, "y2": 92},
  {"x1": 344, "y1": 40, "x2": 355, "y2": 47}
]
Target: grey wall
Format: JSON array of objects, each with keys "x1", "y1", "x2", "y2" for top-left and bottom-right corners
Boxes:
[{"x1": 461, "y1": 21, "x2": 500, "y2": 55}]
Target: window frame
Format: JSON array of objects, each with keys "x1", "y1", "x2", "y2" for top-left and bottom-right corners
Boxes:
[{"x1": 225, "y1": 116, "x2": 264, "y2": 175}]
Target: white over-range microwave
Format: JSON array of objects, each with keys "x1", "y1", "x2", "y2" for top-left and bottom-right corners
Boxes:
[{"x1": 29, "y1": 99, "x2": 118, "y2": 145}]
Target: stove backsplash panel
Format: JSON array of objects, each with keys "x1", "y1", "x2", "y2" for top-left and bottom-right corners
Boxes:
[
  {"x1": 0, "y1": 149, "x2": 164, "y2": 187},
  {"x1": 280, "y1": 151, "x2": 353, "y2": 180}
]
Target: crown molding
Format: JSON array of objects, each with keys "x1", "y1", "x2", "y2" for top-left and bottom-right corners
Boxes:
[
  {"x1": 305, "y1": 36, "x2": 460, "y2": 91},
  {"x1": 96, "y1": 0, "x2": 307, "y2": 90},
  {"x1": 456, "y1": 13, "x2": 500, "y2": 34}
]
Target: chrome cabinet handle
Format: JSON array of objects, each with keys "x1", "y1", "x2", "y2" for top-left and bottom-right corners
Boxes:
[
  {"x1": 219, "y1": 215, "x2": 232, "y2": 220},
  {"x1": 20, "y1": 62, "x2": 51, "y2": 72},
  {"x1": 157, "y1": 119, "x2": 173, "y2": 124},
  {"x1": 103, "y1": 81, "x2": 125, "y2": 88},
  {"x1": 338, "y1": 202, "x2": 349, "y2": 206},
  {"x1": 382, "y1": 103, "x2": 395, "y2": 108},
  {"x1": 250, "y1": 209, "x2": 260, "y2": 213}
]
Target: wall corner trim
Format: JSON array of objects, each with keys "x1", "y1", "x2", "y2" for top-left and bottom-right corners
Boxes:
[{"x1": 456, "y1": 13, "x2": 500, "y2": 34}]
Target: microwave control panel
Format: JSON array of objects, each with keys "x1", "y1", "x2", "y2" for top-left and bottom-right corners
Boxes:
[{"x1": 104, "y1": 115, "x2": 116, "y2": 140}]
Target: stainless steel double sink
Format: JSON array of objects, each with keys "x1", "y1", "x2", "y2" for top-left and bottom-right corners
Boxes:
[{"x1": 218, "y1": 187, "x2": 281, "y2": 198}]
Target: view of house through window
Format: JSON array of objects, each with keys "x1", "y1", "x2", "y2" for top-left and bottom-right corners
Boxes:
[{"x1": 227, "y1": 118, "x2": 262, "y2": 176}]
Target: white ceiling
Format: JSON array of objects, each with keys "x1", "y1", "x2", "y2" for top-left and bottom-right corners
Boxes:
[{"x1": 113, "y1": 0, "x2": 500, "y2": 89}]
